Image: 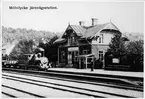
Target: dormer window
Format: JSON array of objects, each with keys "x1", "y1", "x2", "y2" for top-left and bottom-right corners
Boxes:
[
  {"x1": 99, "y1": 34, "x2": 103, "y2": 43},
  {"x1": 70, "y1": 34, "x2": 76, "y2": 45},
  {"x1": 72, "y1": 36, "x2": 75, "y2": 44}
]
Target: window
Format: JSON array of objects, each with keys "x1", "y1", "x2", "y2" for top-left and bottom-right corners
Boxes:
[
  {"x1": 68, "y1": 51, "x2": 72, "y2": 64},
  {"x1": 70, "y1": 36, "x2": 76, "y2": 45},
  {"x1": 99, "y1": 34, "x2": 103, "y2": 43},
  {"x1": 68, "y1": 37, "x2": 70, "y2": 45},
  {"x1": 73, "y1": 51, "x2": 79, "y2": 62},
  {"x1": 72, "y1": 36, "x2": 75, "y2": 43},
  {"x1": 99, "y1": 51, "x2": 103, "y2": 61},
  {"x1": 83, "y1": 50, "x2": 89, "y2": 54},
  {"x1": 61, "y1": 51, "x2": 65, "y2": 62},
  {"x1": 70, "y1": 37, "x2": 73, "y2": 44}
]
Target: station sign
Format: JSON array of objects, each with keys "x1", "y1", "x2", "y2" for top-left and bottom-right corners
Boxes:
[
  {"x1": 68, "y1": 47, "x2": 79, "y2": 51},
  {"x1": 112, "y1": 58, "x2": 120, "y2": 63}
]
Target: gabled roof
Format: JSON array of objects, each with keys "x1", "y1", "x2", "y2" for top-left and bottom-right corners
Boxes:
[
  {"x1": 103, "y1": 22, "x2": 119, "y2": 30},
  {"x1": 62, "y1": 22, "x2": 120, "y2": 39},
  {"x1": 83, "y1": 22, "x2": 120, "y2": 38},
  {"x1": 82, "y1": 23, "x2": 106, "y2": 38},
  {"x1": 70, "y1": 25, "x2": 86, "y2": 36}
]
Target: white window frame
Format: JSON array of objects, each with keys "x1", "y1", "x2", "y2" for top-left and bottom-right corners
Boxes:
[
  {"x1": 99, "y1": 50, "x2": 104, "y2": 61},
  {"x1": 99, "y1": 34, "x2": 103, "y2": 43}
]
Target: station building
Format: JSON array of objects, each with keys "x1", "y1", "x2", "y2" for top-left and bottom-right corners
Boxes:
[{"x1": 54, "y1": 18, "x2": 122, "y2": 68}]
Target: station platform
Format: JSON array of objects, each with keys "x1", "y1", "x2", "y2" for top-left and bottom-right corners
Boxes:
[{"x1": 48, "y1": 68, "x2": 143, "y2": 78}]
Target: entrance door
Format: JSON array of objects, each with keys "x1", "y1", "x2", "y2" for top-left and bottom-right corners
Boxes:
[
  {"x1": 68, "y1": 51, "x2": 72, "y2": 64},
  {"x1": 72, "y1": 51, "x2": 78, "y2": 64},
  {"x1": 68, "y1": 51, "x2": 78, "y2": 65}
]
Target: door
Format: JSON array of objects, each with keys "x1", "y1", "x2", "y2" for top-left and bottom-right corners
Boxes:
[
  {"x1": 72, "y1": 51, "x2": 78, "y2": 64},
  {"x1": 68, "y1": 51, "x2": 78, "y2": 65},
  {"x1": 68, "y1": 51, "x2": 72, "y2": 64}
]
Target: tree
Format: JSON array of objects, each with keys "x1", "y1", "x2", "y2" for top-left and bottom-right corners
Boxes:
[
  {"x1": 126, "y1": 40, "x2": 143, "y2": 71},
  {"x1": 38, "y1": 35, "x2": 59, "y2": 62},
  {"x1": 2, "y1": 26, "x2": 58, "y2": 46},
  {"x1": 126, "y1": 40, "x2": 143, "y2": 55},
  {"x1": 9, "y1": 39, "x2": 35, "y2": 60},
  {"x1": 107, "y1": 34, "x2": 126, "y2": 57},
  {"x1": 107, "y1": 34, "x2": 144, "y2": 71}
]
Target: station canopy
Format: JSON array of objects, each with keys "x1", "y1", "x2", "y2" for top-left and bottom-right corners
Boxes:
[
  {"x1": 77, "y1": 53, "x2": 95, "y2": 58},
  {"x1": 53, "y1": 38, "x2": 67, "y2": 44},
  {"x1": 37, "y1": 47, "x2": 45, "y2": 51}
]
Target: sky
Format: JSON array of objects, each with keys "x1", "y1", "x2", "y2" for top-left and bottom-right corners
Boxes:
[{"x1": 2, "y1": 1, "x2": 144, "y2": 33}]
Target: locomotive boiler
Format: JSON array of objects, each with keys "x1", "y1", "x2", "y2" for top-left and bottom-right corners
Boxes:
[{"x1": 26, "y1": 53, "x2": 49, "y2": 70}]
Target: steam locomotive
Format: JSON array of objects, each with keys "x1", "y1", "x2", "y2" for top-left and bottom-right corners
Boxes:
[{"x1": 2, "y1": 53, "x2": 50, "y2": 70}]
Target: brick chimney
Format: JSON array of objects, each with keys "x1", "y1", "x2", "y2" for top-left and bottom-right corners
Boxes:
[
  {"x1": 92, "y1": 18, "x2": 98, "y2": 26},
  {"x1": 79, "y1": 21, "x2": 85, "y2": 26}
]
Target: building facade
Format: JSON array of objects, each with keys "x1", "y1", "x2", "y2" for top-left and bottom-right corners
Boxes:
[{"x1": 55, "y1": 18, "x2": 121, "y2": 68}]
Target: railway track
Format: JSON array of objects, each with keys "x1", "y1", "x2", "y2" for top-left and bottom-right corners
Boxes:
[
  {"x1": 2, "y1": 84, "x2": 45, "y2": 98},
  {"x1": 2, "y1": 73, "x2": 142, "y2": 98},
  {"x1": 2, "y1": 68, "x2": 143, "y2": 91},
  {"x1": 2, "y1": 69, "x2": 143, "y2": 98}
]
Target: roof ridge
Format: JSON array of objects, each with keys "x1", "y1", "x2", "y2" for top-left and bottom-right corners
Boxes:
[
  {"x1": 70, "y1": 23, "x2": 108, "y2": 27},
  {"x1": 66, "y1": 21, "x2": 120, "y2": 38}
]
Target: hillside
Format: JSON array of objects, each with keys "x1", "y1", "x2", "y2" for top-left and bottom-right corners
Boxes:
[
  {"x1": 2, "y1": 26, "x2": 61, "y2": 46},
  {"x1": 2, "y1": 26, "x2": 143, "y2": 46},
  {"x1": 122, "y1": 32, "x2": 144, "y2": 41}
]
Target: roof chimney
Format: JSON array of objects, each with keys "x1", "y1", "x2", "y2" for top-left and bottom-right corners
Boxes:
[
  {"x1": 92, "y1": 18, "x2": 98, "y2": 26},
  {"x1": 79, "y1": 21, "x2": 85, "y2": 26}
]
